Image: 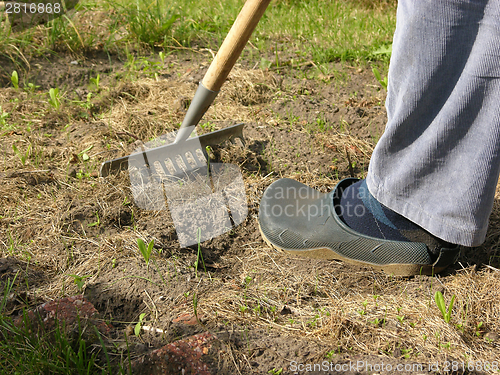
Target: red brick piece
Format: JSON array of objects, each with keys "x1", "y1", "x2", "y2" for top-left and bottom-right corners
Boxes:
[
  {"x1": 132, "y1": 332, "x2": 216, "y2": 375},
  {"x1": 14, "y1": 295, "x2": 111, "y2": 343}
]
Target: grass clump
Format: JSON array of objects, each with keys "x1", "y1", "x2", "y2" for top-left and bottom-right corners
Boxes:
[
  {"x1": 111, "y1": 0, "x2": 180, "y2": 47},
  {"x1": 0, "y1": 275, "x2": 125, "y2": 374},
  {"x1": 261, "y1": 0, "x2": 396, "y2": 63},
  {"x1": 0, "y1": 0, "x2": 396, "y2": 68}
]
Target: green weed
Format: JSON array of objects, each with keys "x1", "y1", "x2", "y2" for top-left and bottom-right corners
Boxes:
[
  {"x1": 200, "y1": 121, "x2": 216, "y2": 132},
  {"x1": 194, "y1": 228, "x2": 207, "y2": 279},
  {"x1": 71, "y1": 93, "x2": 94, "y2": 119},
  {"x1": 68, "y1": 274, "x2": 91, "y2": 293},
  {"x1": 90, "y1": 73, "x2": 100, "y2": 90},
  {"x1": 134, "y1": 312, "x2": 146, "y2": 336},
  {"x1": 358, "y1": 299, "x2": 368, "y2": 316},
  {"x1": 87, "y1": 212, "x2": 101, "y2": 227},
  {"x1": 0, "y1": 272, "x2": 19, "y2": 312},
  {"x1": 137, "y1": 238, "x2": 154, "y2": 267},
  {"x1": 12, "y1": 143, "x2": 31, "y2": 166},
  {"x1": 307, "y1": 313, "x2": 320, "y2": 328},
  {"x1": 370, "y1": 317, "x2": 384, "y2": 326},
  {"x1": 159, "y1": 51, "x2": 166, "y2": 64},
  {"x1": 0, "y1": 106, "x2": 10, "y2": 129},
  {"x1": 434, "y1": 291, "x2": 455, "y2": 323},
  {"x1": 260, "y1": 57, "x2": 272, "y2": 70},
  {"x1": 78, "y1": 145, "x2": 93, "y2": 161},
  {"x1": 76, "y1": 170, "x2": 91, "y2": 179},
  {"x1": 372, "y1": 67, "x2": 388, "y2": 89},
  {"x1": 193, "y1": 291, "x2": 201, "y2": 324},
  {"x1": 325, "y1": 349, "x2": 336, "y2": 359},
  {"x1": 401, "y1": 347, "x2": 413, "y2": 358},
  {"x1": 125, "y1": 55, "x2": 165, "y2": 79},
  {"x1": 252, "y1": 303, "x2": 262, "y2": 316},
  {"x1": 441, "y1": 342, "x2": 451, "y2": 350},
  {"x1": 24, "y1": 82, "x2": 41, "y2": 93},
  {"x1": 11, "y1": 70, "x2": 19, "y2": 89},
  {"x1": 268, "y1": 368, "x2": 283, "y2": 375},
  {"x1": 370, "y1": 43, "x2": 392, "y2": 59},
  {"x1": 475, "y1": 321, "x2": 484, "y2": 337},
  {"x1": 48, "y1": 87, "x2": 61, "y2": 109}
]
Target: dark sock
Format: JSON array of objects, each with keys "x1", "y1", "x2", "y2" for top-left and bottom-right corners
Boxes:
[{"x1": 339, "y1": 180, "x2": 446, "y2": 255}]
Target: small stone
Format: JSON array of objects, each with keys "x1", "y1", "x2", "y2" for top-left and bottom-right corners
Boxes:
[
  {"x1": 129, "y1": 139, "x2": 144, "y2": 152},
  {"x1": 68, "y1": 167, "x2": 77, "y2": 178},
  {"x1": 70, "y1": 60, "x2": 78, "y2": 65},
  {"x1": 280, "y1": 306, "x2": 292, "y2": 315},
  {"x1": 125, "y1": 325, "x2": 134, "y2": 337},
  {"x1": 484, "y1": 332, "x2": 499, "y2": 342},
  {"x1": 384, "y1": 320, "x2": 399, "y2": 332},
  {"x1": 173, "y1": 97, "x2": 191, "y2": 112},
  {"x1": 172, "y1": 313, "x2": 200, "y2": 326},
  {"x1": 133, "y1": 343, "x2": 147, "y2": 353}
]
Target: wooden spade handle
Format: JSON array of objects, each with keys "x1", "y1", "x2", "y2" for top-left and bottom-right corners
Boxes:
[{"x1": 202, "y1": 0, "x2": 272, "y2": 92}]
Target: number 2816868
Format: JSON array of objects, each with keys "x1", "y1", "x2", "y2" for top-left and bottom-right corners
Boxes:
[{"x1": 5, "y1": 2, "x2": 62, "y2": 14}]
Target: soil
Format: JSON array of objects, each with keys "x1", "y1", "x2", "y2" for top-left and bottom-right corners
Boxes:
[{"x1": 1, "y1": 50, "x2": 500, "y2": 374}]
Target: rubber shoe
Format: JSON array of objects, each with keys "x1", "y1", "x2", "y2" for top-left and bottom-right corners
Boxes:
[{"x1": 258, "y1": 178, "x2": 460, "y2": 276}]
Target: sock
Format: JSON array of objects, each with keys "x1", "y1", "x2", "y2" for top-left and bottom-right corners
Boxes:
[{"x1": 339, "y1": 179, "x2": 446, "y2": 255}]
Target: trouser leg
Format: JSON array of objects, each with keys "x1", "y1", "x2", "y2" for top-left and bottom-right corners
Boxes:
[{"x1": 366, "y1": 0, "x2": 500, "y2": 247}]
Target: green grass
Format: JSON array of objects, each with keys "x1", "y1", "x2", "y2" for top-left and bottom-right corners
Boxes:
[
  {"x1": 258, "y1": 0, "x2": 395, "y2": 63},
  {"x1": 0, "y1": 275, "x2": 126, "y2": 374},
  {"x1": 0, "y1": 0, "x2": 395, "y2": 71}
]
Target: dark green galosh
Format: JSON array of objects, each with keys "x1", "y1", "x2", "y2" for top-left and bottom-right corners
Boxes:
[{"x1": 258, "y1": 178, "x2": 461, "y2": 276}]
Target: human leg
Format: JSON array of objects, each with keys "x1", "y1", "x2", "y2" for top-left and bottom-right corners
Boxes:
[
  {"x1": 257, "y1": 0, "x2": 499, "y2": 275},
  {"x1": 365, "y1": 0, "x2": 500, "y2": 247}
]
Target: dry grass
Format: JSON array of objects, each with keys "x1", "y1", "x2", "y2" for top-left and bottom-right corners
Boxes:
[
  {"x1": 0, "y1": 68, "x2": 278, "y2": 297},
  {"x1": 97, "y1": 68, "x2": 277, "y2": 141},
  {"x1": 197, "y1": 252, "x2": 500, "y2": 362}
]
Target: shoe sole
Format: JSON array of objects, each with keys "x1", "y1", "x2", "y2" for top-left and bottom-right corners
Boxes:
[{"x1": 258, "y1": 221, "x2": 445, "y2": 277}]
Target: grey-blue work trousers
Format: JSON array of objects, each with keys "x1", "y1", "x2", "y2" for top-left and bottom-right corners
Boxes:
[{"x1": 366, "y1": 0, "x2": 500, "y2": 247}]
